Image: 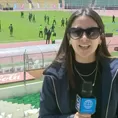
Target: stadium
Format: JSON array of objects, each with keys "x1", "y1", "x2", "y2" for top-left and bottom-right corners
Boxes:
[{"x1": 0, "y1": 0, "x2": 118, "y2": 117}]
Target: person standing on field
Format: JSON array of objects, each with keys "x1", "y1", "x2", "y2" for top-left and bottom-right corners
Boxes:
[{"x1": 9, "y1": 24, "x2": 13, "y2": 37}]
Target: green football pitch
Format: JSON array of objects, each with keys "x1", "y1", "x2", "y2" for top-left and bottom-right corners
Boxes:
[{"x1": 0, "y1": 11, "x2": 118, "y2": 43}]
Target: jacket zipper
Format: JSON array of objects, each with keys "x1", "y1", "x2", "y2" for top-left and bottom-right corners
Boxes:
[
  {"x1": 49, "y1": 76, "x2": 63, "y2": 114},
  {"x1": 105, "y1": 69, "x2": 118, "y2": 118}
]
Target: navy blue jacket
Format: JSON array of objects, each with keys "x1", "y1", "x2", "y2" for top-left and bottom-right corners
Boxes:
[{"x1": 39, "y1": 57, "x2": 118, "y2": 118}]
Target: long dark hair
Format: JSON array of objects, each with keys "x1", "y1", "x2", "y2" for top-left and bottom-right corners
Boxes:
[{"x1": 52, "y1": 8, "x2": 111, "y2": 88}]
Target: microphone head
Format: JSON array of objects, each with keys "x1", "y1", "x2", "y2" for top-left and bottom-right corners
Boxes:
[{"x1": 81, "y1": 81, "x2": 93, "y2": 97}]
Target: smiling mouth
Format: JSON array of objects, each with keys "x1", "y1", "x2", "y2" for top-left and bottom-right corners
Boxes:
[{"x1": 79, "y1": 45, "x2": 90, "y2": 49}]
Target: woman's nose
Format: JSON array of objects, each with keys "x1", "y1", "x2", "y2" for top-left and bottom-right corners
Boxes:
[{"x1": 80, "y1": 32, "x2": 89, "y2": 42}]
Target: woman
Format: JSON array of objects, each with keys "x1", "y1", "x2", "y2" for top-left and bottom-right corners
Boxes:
[{"x1": 39, "y1": 8, "x2": 118, "y2": 118}]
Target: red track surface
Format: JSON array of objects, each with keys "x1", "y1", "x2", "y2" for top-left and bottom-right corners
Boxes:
[{"x1": 0, "y1": 37, "x2": 118, "y2": 52}]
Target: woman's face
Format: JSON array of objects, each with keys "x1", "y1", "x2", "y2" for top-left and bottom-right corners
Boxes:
[{"x1": 69, "y1": 15, "x2": 101, "y2": 63}]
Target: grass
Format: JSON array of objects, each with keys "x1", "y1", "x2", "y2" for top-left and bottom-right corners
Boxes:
[
  {"x1": 102, "y1": 16, "x2": 118, "y2": 34},
  {"x1": 111, "y1": 52, "x2": 118, "y2": 56},
  {"x1": 0, "y1": 11, "x2": 118, "y2": 43},
  {"x1": 0, "y1": 11, "x2": 70, "y2": 43}
]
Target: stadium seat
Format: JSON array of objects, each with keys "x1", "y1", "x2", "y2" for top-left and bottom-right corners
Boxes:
[
  {"x1": 95, "y1": 0, "x2": 118, "y2": 7},
  {"x1": 10, "y1": 67, "x2": 15, "y2": 72},
  {"x1": 0, "y1": 100, "x2": 39, "y2": 118},
  {"x1": 0, "y1": 69, "x2": 3, "y2": 74},
  {"x1": 16, "y1": 66, "x2": 24, "y2": 72},
  {"x1": 12, "y1": 109, "x2": 24, "y2": 118},
  {"x1": 65, "y1": 0, "x2": 92, "y2": 8},
  {"x1": 28, "y1": 113, "x2": 39, "y2": 118}
]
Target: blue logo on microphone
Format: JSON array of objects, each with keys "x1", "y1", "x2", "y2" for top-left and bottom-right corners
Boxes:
[
  {"x1": 81, "y1": 98, "x2": 96, "y2": 114},
  {"x1": 75, "y1": 95, "x2": 96, "y2": 114},
  {"x1": 84, "y1": 100, "x2": 93, "y2": 109}
]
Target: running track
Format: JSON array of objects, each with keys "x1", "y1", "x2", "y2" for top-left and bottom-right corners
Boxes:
[{"x1": 0, "y1": 37, "x2": 118, "y2": 53}]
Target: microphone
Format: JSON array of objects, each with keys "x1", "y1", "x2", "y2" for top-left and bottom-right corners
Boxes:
[{"x1": 75, "y1": 81, "x2": 97, "y2": 114}]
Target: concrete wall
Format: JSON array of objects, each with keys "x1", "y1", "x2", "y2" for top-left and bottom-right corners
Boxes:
[{"x1": 0, "y1": 81, "x2": 43, "y2": 100}]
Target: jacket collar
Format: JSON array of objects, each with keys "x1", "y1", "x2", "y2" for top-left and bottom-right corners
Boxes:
[{"x1": 43, "y1": 62, "x2": 66, "y2": 79}]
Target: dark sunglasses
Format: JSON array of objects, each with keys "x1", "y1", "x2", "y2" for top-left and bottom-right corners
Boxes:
[{"x1": 68, "y1": 27, "x2": 101, "y2": 40}]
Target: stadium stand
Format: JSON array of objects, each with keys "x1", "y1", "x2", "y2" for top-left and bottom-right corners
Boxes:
[
  {"x1": 32, "y1": 0, "x2": 59, "y2": 9},
  {"x1": 0, "y1": 93, "x2": 39, "y2": 118},
  {"x1": 3, "y1": 93, "x2": 40, "y2": 108},
  {"x1": 0, "y1": 0, "x2": 7, "y2": 8},
  {"x1": 95, "y1": 0, "x2": 118, "y2": 7},
  {"x1": 65, "y1": 0, "x2": 93, "y2": 8},
  {"x1": 64, "y1": 0, "x2": 118, "y2": 9},
  {"x1": 0, "y1": 100, "x2": 39, "y2": 118},
  {"x1": 0, "y1": 0, "x2": 28, "y2": 10}
]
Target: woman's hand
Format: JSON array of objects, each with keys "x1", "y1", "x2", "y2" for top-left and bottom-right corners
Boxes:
[{"x1": 74, "y1": 112, "x2": 91, "y2": 118}]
